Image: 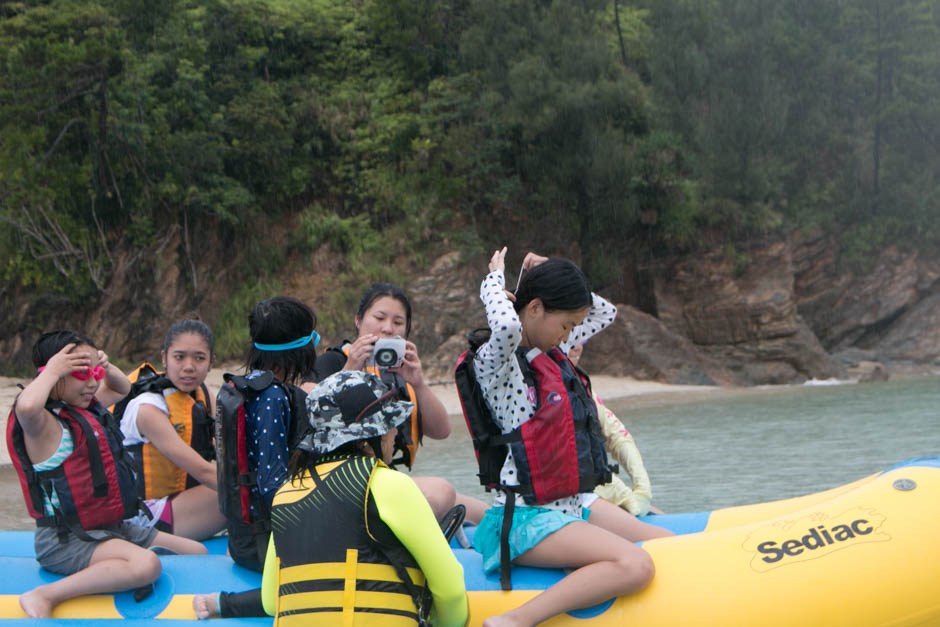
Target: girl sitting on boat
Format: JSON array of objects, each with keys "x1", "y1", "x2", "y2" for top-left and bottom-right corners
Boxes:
[
  {"x1": 115, "y1": 317, "x2": 227, "y2": 540},
  {"x1": 194, "y1": 296, "x2": 318, "y2": 619},
  {"x1": 6, "y1": 330, "x2": 206, "y2": 618},
  {"x1": 467, "y1": 248, "x2": 672, "y2": 627},
  {"x1": 304, "y1": 282, "x2": 488, "y2": 523},
  {"x1": 261, "y1": 369, "x2": 468, "y2": 626}
]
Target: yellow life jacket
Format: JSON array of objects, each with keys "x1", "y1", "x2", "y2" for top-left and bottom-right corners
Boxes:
[
  {"x1": 114, "y1": 363, "x2": 214, "y2": 500},
  {"x1": 270, "y1": 455, "x2": 427, "y2": 627},
  {"x1": 337, "y1": 345, "x2": 422, "y2": 469}
]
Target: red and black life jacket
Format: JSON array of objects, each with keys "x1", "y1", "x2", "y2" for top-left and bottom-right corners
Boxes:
[
  {"x1": 455, "y1": 334, "x2": 613, "y2": 506},
  {"x1": 455, "y1": 331, "x2": 615, "y2": 591},
  {"x1": 6, "y1": 399, "x2": 140, "y2": 540},
  {"x1": 215, "y1": 371, "x2": 307, "y2": 570}
]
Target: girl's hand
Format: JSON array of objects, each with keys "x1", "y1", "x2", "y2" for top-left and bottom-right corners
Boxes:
[
  {"x1": 567, "y1": 342, "x2": 584, "y2": 366},
  {"x1": 521, "y1": 252, "x2": 548, "y2": 271},
  {"x1": 389, "y1": 341, "x2": 424, "y2": 387},
  {"x1": 99, "y1": 350, "x2": 131, "y2": 400},
  {"x1": 489, "y1": 246, "x2": 508, "y2": 273},
  {"x1": 97, "y1": 350, "x2": 111, "y2": 372},
  {"x1": 344, "y1": 334, "x2": 378, "y2": 371},
  {"x1": 42, "y1": 343, "x2": 91, "y2": 379},
  {"x1": 16, "y1": 343, "x2": 88, "y2": 431}
]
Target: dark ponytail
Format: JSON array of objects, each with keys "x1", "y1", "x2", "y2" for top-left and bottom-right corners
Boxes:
[{"x1": 513, "y1": 259, "x2": 592, "y2": 314}]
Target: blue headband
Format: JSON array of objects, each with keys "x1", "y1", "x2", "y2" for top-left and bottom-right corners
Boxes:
[{"x1": 253, "y1": 330, "x2": 320, "y2": 351}]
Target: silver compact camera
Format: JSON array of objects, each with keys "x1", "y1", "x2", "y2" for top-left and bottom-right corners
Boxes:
[{"x1": 372, "y1": 336, "x2": 406, "y2": 368}]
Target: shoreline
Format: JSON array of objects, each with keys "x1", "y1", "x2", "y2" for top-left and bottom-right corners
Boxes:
[{"x1": 5, "y1": 365, "x2": 935, "y2": 466}]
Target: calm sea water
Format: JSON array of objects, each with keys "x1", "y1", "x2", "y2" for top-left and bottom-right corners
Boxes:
[
  {"x1": 2, "y1": 376, "x2": 937, "y2": 529},
  {"x1": 412, "y1": 376, "x2": 940, "y2": 514}
]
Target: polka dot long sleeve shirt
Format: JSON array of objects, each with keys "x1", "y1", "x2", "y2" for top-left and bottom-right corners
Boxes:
[
  {"x1": 245, "y1": 370, "x2": 291, "y2": 514},
  {"x1": 472, "y1": 269, "x2": 617, "y2": 515}
]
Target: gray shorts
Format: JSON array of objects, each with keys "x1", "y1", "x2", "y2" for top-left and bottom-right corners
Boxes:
[{"x1": 34, "y1": 522, "x2": 158, "y2": 575}]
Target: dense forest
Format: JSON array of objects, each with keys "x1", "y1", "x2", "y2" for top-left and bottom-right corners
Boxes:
[{"x1": 1, "y1": 0, "x2": 938, "y2": 364}]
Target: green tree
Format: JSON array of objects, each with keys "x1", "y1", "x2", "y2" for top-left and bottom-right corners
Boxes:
[
  {"x1": 425, "y1": 0, "x2": 683, "y2": 284},
  {"x1": 0, "y1": 1, "x2": 129, "y2": 294}
]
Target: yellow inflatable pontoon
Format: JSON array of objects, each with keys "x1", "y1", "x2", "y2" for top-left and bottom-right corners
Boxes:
[{"x1": 0, "y1": 456, "x2": 937, "y2": 625}]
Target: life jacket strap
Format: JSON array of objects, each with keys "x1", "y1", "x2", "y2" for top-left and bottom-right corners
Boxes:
[
  {"x1": 499, "y1": 487, "x2": 518, "y2": 591},
  {"x1": 343, "y1": 548, "x2": 357, "y2": 627}
]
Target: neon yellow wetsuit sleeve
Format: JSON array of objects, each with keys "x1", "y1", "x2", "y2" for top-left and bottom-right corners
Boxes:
[
  {"x1": 593, "y1": 394, "x2": 654, "y2": 515},
  {"x1": 261, "y1": 534, "x2": 276, "y2": 616},
  {"x1": 259, "y1": 466, "x2": 469, "y2": 624},
  {"x1": 372, "y1": 466, "x2": 469, "y2": 627}
]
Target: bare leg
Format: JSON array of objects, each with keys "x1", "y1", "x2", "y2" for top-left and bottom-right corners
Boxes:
[
  {"x1": 150, "y1": 530, "x2": 208, "y2": 555},
  {"x1": 19, "y1": 539, "x2": 162, "y2": 618},
  {"x1": 482, "y1": 521, "x2": 654, "y2": 627},
  {"x1": 168, "y1": 485, "x2": 228, "y2": 541},
  {"x1": 412, "y1": 476, "x2": 457, "y2": 521},
  {"x1": 455, "y1": 492, "x2": 489, "y2": 525},
  {"x1": 587, "y1": 498, "x2": 674, "y2": 539}
]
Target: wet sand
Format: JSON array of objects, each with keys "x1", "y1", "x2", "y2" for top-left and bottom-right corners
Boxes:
[{"x1": 0, "y1": 368, "x2": 720, "y2": 530}]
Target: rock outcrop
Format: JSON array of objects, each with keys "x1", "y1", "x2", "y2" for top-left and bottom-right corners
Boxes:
[
  {"x1": 793, "y1": 231, "x2": 940, "y2": 354},
  {"x1": 397, "y1": 237, "x2": 940, "y2": 386},
  {"x1": 576, "y1": 305, "x2": 735, "y2": 385},
  {"x1": 651, "y1": 239, "x2": 844, "y2": 385}
]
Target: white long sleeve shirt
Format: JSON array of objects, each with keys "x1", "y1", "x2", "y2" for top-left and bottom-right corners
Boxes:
[{"x1": 471, "y1": 268, "x2": 617, "y2": 515}]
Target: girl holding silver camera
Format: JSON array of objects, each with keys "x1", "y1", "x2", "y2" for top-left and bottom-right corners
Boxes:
[{"x1": 304, "y1": 283, "x2": 488, "y2": 522}]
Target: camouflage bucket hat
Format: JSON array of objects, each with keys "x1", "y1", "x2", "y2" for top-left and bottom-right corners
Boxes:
[{"x1": 299, "y1": 370, "x2": 414, "y2": 455}]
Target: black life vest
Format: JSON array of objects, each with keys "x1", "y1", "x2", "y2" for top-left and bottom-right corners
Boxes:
[
  {"x1": 6, "y1": 399, "x2": 140, "y2": 540},
  {"x1": 270, "y1": 455, "x2": 429, "y2": 627},
  {"x1": 215, "y1": 371, "x2": 307, "y2": 570},
  {"x1": 111, "y1": 363, "x2": 214, "y2": 499},
  {"x1": 455, "y1": 339, "x2": 613, "y2": 505}
]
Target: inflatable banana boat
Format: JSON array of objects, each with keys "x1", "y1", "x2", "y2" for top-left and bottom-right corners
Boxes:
[{"x1": 0, "y1": 456, "x2": 937, "y2": 626}]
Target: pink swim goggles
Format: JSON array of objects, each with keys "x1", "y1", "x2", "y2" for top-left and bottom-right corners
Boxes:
[{"x1": 37, "y1": 365, "x2": 106, "y2": 381}]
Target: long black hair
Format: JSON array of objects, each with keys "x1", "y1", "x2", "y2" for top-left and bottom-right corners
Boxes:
[
  {"x1": 32, "y1": 330, "x2": 96, "y2": 368},
  {"x1": 246, "y1": 296, "x2": 318, "y2": 385},
  {"x1": 513, "y1": 258, "x2": 592, "y2": 314},
  {"x1": 355, "y1": 283, "x2": 412, "y2": 338}
]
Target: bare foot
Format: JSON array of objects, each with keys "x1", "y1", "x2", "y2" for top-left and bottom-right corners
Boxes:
[
  {"x1": 192, "y1": 593, "x2": 219, "y2": 620},
  {"x1": 19, "y1": 589, "x2": 53, "y2": 618}
]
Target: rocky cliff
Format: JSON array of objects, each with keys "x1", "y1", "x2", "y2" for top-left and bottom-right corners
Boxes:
[
  {"x1": 3, "y1": 229, "x2": 940, "y2": 386},
  {"x1": 413, "y1": 231, "x2": 940, "y2": 385}
]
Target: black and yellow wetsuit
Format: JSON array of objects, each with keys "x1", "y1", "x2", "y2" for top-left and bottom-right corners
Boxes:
[{"x1": 262, "y1": 455, "x2": 467, "y2": 627}]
